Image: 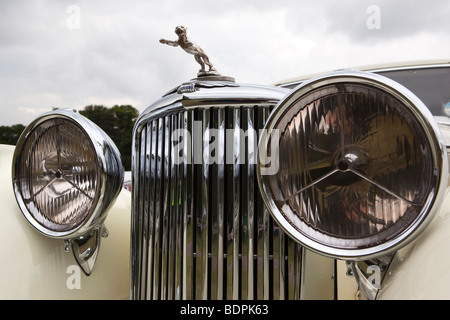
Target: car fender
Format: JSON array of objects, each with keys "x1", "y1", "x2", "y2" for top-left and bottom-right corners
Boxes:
[
  {"x1": 0, "y1": 144, "x2": 131, "y2": 299},
  {"x1": 377, "y1": 186, "x2": 450, "y2": 299}
]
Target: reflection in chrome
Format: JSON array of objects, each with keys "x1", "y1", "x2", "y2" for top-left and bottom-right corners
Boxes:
[{"x1": 71, "y1": 225, "x2": 109, "y2": 275}]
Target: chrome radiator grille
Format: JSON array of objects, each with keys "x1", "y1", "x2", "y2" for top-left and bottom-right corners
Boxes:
[{"x1": 131, "y1": 105, "x2": 303, "y2": 300}]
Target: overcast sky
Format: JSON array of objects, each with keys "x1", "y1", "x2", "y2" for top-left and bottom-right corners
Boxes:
[{"x1": 1, "y1": 0, "x2": 449, "y2": 126}]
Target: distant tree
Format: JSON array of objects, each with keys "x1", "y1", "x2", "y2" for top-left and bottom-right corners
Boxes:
[
  {"x1": 0, "y1": 106, "x2": 138, "y2": 170},
  {"x1": 0, "y1": 124, "x2": 26, "y2": 145},
  {"x1": 80, "y1": 104, "x2": 139, "y2": 171},
  {"x1": 79, "y1": 105, "x2": 116, "y2": 134},
  {"x1": 110, "y1": 105, "x2": 139, "y2": 171}
]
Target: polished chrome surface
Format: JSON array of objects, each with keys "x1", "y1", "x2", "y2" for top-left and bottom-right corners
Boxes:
[
  {"x1": 258, "y1": 71, "x2": 448, "y2": 260},
  {"x1": 350, "y1": 254, "x2": 394, "y2": 300},
  {"x1": 131, "y1": 82, "x2": 308, "y2": 300},
  {"x1": 71, "y1": 225, "x2": 109, "y2": 275},
  {"x1": 12, "y1": 109, "x2": 124, "y2": 240}
]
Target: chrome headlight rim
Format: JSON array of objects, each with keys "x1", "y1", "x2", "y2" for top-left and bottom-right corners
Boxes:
[
  {"x1": 12, "y1": 109, "x2": 123, "y2": 239},
  {"x1": 257, "y1": 71, "x2": 448, "y2": 260}
]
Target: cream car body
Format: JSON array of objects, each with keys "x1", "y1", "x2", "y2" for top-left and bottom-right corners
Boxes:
[{"x1": 377, "y1": 187, "x2": 450, "y2": 299}]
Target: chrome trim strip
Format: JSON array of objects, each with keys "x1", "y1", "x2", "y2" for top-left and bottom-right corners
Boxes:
[
  {"x1": 225, "y1": 108, "x2": 241, "y2": 299},
  {"x1": 139, "y1": 122, "x2": 149, "y2": 298},
  {"x1": 256, "y1": 107, "x2": 271, "y2": 300},
  {"x1": 183, "y1": 110, "x2": 195, "y2": 299},
  {"x1": 277, "y1": 62, "x2": 450, "y2": 89},
  {"x1": 242, "y1": 108, "x2": 255, "y2": 300},
  {"x1": 167, "y1": 116, "x2": 175, "y2": 299},
  {"x1": 147, "y1": 120, "x2": 158, "y2": 298},
  {"x1": 171, "y1": 113, "x2": 183, "y2": 300},
  {"x1": 176, "y1": 113, "x2": 184, "y2": 299},
  {"x1": 161, "y1": 116, "x2": 171, "y2": 299},
  {"x1": 370, "y1": 63, "x2": 450, "y2": 75},
  {"x1": 152, "y1": 118, "x2": 163, "y2": 299},
  {"x1": 195, "y1": 109, "x2": 210, "y2": 299},
  {"x1": 287, "y1": 238, "x2": 302, "y2": 299},
  {"x1": 130, "y1": 121, "x2": 140, "y2": 298},
  {"x1": 210, "y1": 108, "x2": 225, "y2": 299}
]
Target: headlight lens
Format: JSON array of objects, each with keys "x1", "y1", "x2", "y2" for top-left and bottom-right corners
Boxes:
[
  {"x1": 13, "y1": 110, "x2": 123, "y2": 238},
  {"x1": 258, "y1": 71, "x2": 448, "y2": 259},
  {"x1": 17, "y1": 118, "x2": 98, "y2": 232}
]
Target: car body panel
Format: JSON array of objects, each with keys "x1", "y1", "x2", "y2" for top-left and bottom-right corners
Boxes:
[
  {"x1": 274, "y1": 59, "x2": 450, "y2": 88},
  {"x1": 377, "y1": 188, "x2": 450, "y2": 299}
]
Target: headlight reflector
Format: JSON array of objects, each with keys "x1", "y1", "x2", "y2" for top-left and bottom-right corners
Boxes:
[{"x1": 258, "y1": 72, "x2": 448, "y2": 259}]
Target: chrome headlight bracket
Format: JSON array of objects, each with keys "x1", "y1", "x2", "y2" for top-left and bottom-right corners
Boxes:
[
  {"x1": 12, "y1": 109, "x2": 124, "y2": 274},
  {"x1": 257, "y1": 71, "x2": 448, "y2": 260}
]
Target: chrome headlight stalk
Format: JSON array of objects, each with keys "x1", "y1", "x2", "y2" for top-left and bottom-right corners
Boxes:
[
  {"x1": 12, "y1": 109, "x2": 124, "y2": 275},
  {"x1": 348, "y1": 254, "x2": 393, "y2": 300},
  {"x1": 257, "y1": 71, "x2": 448, "y2": 261}
]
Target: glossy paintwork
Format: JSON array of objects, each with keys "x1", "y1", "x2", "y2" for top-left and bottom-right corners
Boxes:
[{"x1": 378, "y1": 188, "x2": 450, "y2": 299}]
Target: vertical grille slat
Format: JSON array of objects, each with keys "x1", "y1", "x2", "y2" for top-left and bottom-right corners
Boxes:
[
  {"x1": 210, "y1": 108, "x2": 225, "y2": 300},
  {"x1": 161, "y1": 116, "x2": 173, "y2": 299},
  {"x1": 141, "y1": 122, "x2": 151, "y2": 299},
  {"x1": 195, "y1": 109, "x2": 210, "y2": 300},
  {"x1": 255, "y1": 106, "x2": 271, "y2": 300},
  {"x1": 226, "y1": 107, "x2": 241, "y2": 300},
  {"x1": 167, "y1": 115, "x2": 175, "y2": 300},
  {"x1": 182, "y1": 110, "x2": 195, "y2": 300},
  {"x1": 132, "y1": 105, "x2": 304, "y2": 300},
  {"x1": 172, "y1": 113, "x2": 183, "y2": 300},
  {"x1": 241, "y1": 107, "x2": 256, "y2": 300},
  {"x1": 146, "y1": 120, "x2": 157, "y2": 299}
]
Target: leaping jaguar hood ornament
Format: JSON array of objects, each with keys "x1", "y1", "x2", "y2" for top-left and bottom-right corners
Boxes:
[{"x1": 160, "y1": 26, "x2": 234, "y2": 82}]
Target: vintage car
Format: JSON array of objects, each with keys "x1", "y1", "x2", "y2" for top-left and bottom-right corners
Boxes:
[{"x1": 2, "y1": 27, "x2": 450, "y2": 300}]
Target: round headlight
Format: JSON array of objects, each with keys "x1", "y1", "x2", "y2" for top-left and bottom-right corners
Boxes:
[
  {"x1": 257, "y1": 71, "x2": 448, "y2": 259},
  {"x1": 12, "y1": 109, "x2": 123, "y2": 239}
]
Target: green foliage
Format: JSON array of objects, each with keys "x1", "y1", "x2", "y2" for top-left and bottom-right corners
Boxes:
[
  {"x1": 1, "y1": 105, "x2": 138, "y2": 171},
  {"x1": 80, "y1": 104, "x2": 139, "y2": 171},
  {"x1": 0, "y1": 124, "x2": 26, "y2": 145}
]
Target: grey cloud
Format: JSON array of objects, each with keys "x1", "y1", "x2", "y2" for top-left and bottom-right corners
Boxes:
[
  {"x1": 320, "y1": 0, "x2": 450, "y2": 42},
  {"x1": 0, "y1": 0, "x2": 449, "y2": 126}
]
